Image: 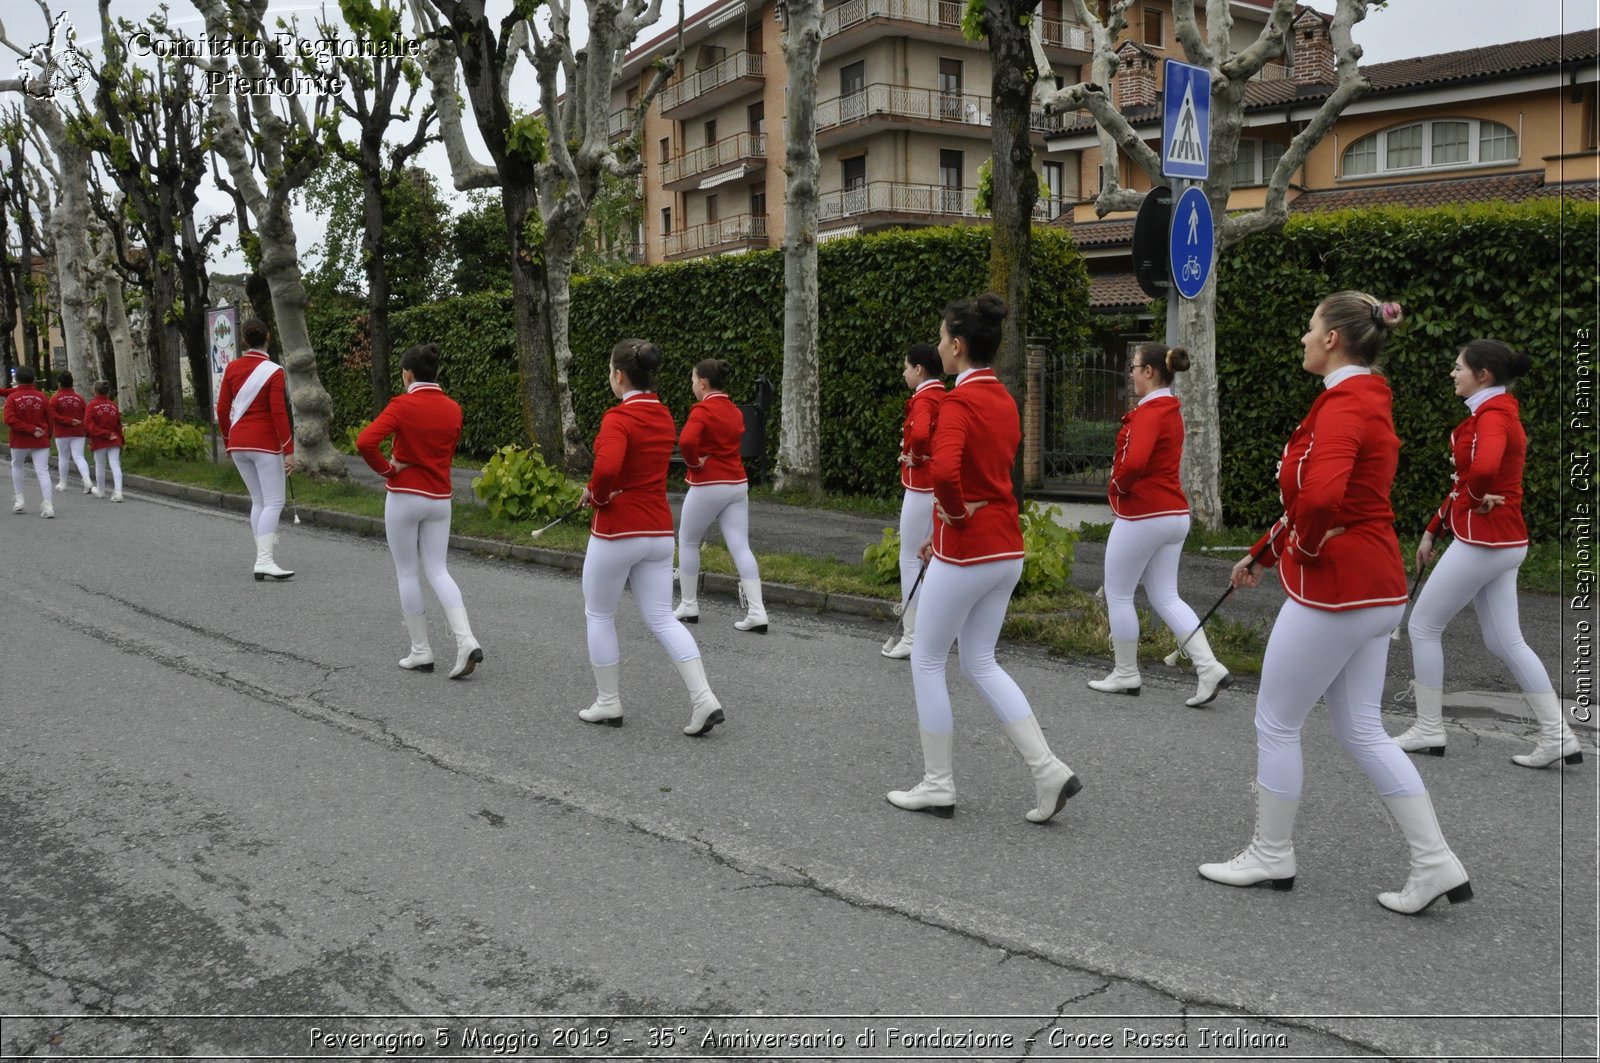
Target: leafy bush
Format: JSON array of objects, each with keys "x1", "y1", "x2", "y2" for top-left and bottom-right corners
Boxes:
[
  {"x1": 862, "y1": 526, "x2": 902, "y2": 585},
  {"x1": 341, "y1": 419, "x2": 375, "y2": 456},
  {"x1": 123, "y1": 413, "x2": 207, "y2": 461},
  {"x1": 1018, "y1": 499, "x2": 1077, "y2": 595},
  {"x1": 471, "y1": 444, "x2": 581, "y2": 522}
]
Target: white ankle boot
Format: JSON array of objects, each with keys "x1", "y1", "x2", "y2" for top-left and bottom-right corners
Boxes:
[
  {"x1": 1199, "y1": 784, "x2": 1298, "y2": 890},
  {"x1": 734, "y1": 578, "x2": 768, "y2": 633},
  {"x1": 882, "y1": 606, "x2": 916, "y2": 659},
  {"x1": 1002, "y1": 715, "x2": 1081, "y2": 823},
  {"x1": 11, "y1": 495, "x2": 23, "y2": 514},
  {"x1": 253, "y1": 534, "x2": 294, "y2": 580},
  {"x1": 1377, "y1": 792, "x2": 1473, "y2": 914},
  {"x1": 676, "y1": 657, "x2": 724, "y2": 735},
  {"x1": 90, "y1": 485, "x2": 103, "y2": 498},
  {"x1": 673, "y1": 567, "x2": 699, "y2": 622},
  {"x1": 1393, "y1": 680, "x2": 1446, "y2": 756},
  {"x1": 1088, "y1": 638, "x2": 1141, "y2": 695},
  {"x1": 887, "y1": 729, "x2": 955, "y2": 817},
  {"x1": 444, "y1": 606, "x2": 483, "y2": 678},
  {"x1": 54, "y1": 480, "x2": 66, "y2": 491},
  {"x1": 1183, "y1": 630, "x2": 1232, "y2": 707},
  {"x1": 398, "y1": 614, "x2": 434, "y2": 672},
  {"x1": 1512, "y1": 691, "x2": 1584, "y2": 768},
  {"x1": 39, "y1": 500, "x2": 53, "y2": 519},
  {"x1": 579, "y1": 662, "x2": 624, "y2": 726}
]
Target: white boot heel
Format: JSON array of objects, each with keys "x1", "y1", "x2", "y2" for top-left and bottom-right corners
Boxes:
[
  {"x1": 579, "y1": 663, "x2": 624, "y2": 726},
  {"x1": 1392, "y1": 680, "x2": 1447, "y2": 756},
  {"x1": 1182, "y1": 630, "x2": 1232, "y2": 707},
  {"x1": 1002, "y1": 716, "x2": 1081, "y2": 824},
  {"x1": 887, "y1": 729, "x2": 955, "y2": 817},
  {"x1": 882, "y1": 606, "x2": 915, "y2": 659},
  {"x1": 1087, "y1": 637, "x2": 1141, "y2": 695},
  {"x1": 734, "y1": 579, "x2": 768, "y2": 633},
  {"x1": 676, "y1": 658, "x2": 724, "y2": 735},
  {"x1": 252, "y1": 534, "x2": 294, "y2": 581},
  {"x1": 1199, "y1": 785, "x2": 1298, "y2": 890},
  {"x1": 1377, "y1": 793, "x2": 1472, "y2": 914},
  {"x1": 1512, "y1": 691, "x2": 1584, "y2": 768},
  {"x1": 444, "y1": 606, "x2": 483, "y2": 679},
  {"x1": 398, "y1": 614, "x2": 434, "y2": 672}
]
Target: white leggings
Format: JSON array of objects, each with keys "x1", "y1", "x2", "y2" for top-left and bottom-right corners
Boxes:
[
  {"x1": 677, "y1": 482, "x2": 760, "y2": 595},
  {"x1": 1103, "y1": 514, "x2": 1202, "y2": 643},
  {"x1": 384, "y1": 492, "x2": 464, "y2": 616},
  {"x1": 1255, "y1": 599, "x2": 1421, "y2": 800},
  {"x1": 56, "y1": 437, "x2": 90, "y2": 485},
  {"x1": 231, "y1": 450, "x2": 285, "y2": 537},
  {"x1": 1408, "y1": 541, "x2": 1551, "y2": 694},
  {"x1": 9, "y1": 447, "x2": 52, "y2": 501},
  {"x1": 93, "y1": 448, "x2": 123, "y2": 494},
  {"x1": 584, "y1": 534, "x2": 702, "y2": 667},
  {"x1": 910, "y1": 557, "x2": 1033, "y2": 734},
  {"x1": 898, "y1": 489, "x2": 936, "y2": 609}
]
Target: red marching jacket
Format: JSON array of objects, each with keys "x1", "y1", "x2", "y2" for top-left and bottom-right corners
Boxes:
[
  {"x1": 1250, "y1": 373, "x2": 1409, "y2": 611},
  {"x1": 900, "y1": 379, "x2": 946, "y2": 492},
  {"x1": 357, "y1": 382, "x2": 462, "y2": 499},
  {"x1": 930, "y1": 369, "x2": 1023, "y2": 565},
  {"x1": 48, "y1": 387, "x2": 88, "y2": 439},
  {"x1": 85, "y1": 396, "x2": 124, "y2": 451},
  {"x1": 678, "y1": 393, "x2": 747, "y2": 486},
  {"x1": 588, "y1": 392, "x2": 676, "y2": 539},
  {"x1": 3, "y1": 385, "x2": 52, "y2": 448},
  {"x1": 1424, "y1": 392, "x2": 1528, "y2": 548},
  {"x1": 1107, "y1": 392, "x2": 1189, "y2": 519},
  {"x1": 215, "y1": 351, "x2": 294, "y2": 455}
]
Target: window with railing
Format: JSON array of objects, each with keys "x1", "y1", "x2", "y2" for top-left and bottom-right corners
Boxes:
[
  {"x1": 658, "y1": 51, "x2": 765, "y2": 111},
  {"x1": 1342, "y1": 118, "x2": 1518, "y2": 177}
]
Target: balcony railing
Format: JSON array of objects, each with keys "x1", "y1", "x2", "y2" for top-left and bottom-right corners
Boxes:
[
  {"x1": 1251, "y1": 62, "x2": 1290, "y2": 81},
  {"x1": 820, "y1": 0, "x2": 1087, "y2": 51},
  {"x1": 607, "y1": 108, "x2": 634, "y2": 139},
  {"x1": 663, "y1": 213, "x2": 769, "y2": 258},
  {"x1": 661, "y1": 131, "x2": 768, "y2": 186},
  {"x1": 818, "y1": 181, "x2": 1069, "y2": 223},
  {"x1": 658, "y1": 51, "x2": 764, "y2": 113},
  {"x1": 816, "y1": 84, "x2": 1063, "y2": 134}
]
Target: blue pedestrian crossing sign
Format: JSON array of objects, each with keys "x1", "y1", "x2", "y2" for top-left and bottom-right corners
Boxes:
[
  {"x1": 1162, "y1": 59, "x2": 1211, "y2": 180},
  {"x1": 1169, "y1": 185, "x2": 1213, "y2": 300}
]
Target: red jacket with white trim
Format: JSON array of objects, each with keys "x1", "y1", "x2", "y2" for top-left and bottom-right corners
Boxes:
[
  {"x1": 1108, "y1": 393, "x2": 1189, "y2": 519},
  {"x1": 1424, "y1": 393, "x2": 1528, "y2": 548},
  {"x1": 900, "y1": 380, "x2": 946, "y2": 492},
  {"x1": 588, "y1": 392, "x2": 676, "y2": 538},
  {"x1": 357, "y1": 383, "x2": 462, "y2": 499},
  {"x1": 1250, "y1": 373, "x2": 1408, "y2": 611},
  {"x1": 48, "y1": 388, "x2": 88, "y2": 439},
  {"x1": 85, "y1": 396, "x2": 124, "y2": 450},
  {"x1": 215, "y1": 351, "x2": 294, "y2": 455},
  {"x1": 3, "y1": 385, "x2": 52, "y2": 448},
  {"x1": 678, "y1": 393, "x2": 747, "y2": 486},
  {"x1": 930, "y1": 369, "x2": 1023, "y2": 565}
]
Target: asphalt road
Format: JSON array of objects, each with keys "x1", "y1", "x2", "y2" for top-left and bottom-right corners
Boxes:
[{"x1": 2, "y1": 485, "x2": 1595, "y2": 1061}]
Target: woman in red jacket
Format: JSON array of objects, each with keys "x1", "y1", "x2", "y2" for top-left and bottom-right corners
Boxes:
[
  {"x1": 882, "y1": 342, "x2": 945, "y2": 660},
  {"x1": 1089, "y1": 342, "x2": 1229, "y2": 706},
  {"x1": 886, "y1": 295, "x2": 1080, "y2": 823},
  {"x1": 85, "y1": 380, "x2": 125, "y2": 501},
  {"x1": 1393, "y1": 339, "x2": 1579, "y2": 768},
  {"x1": 5, "y1": 366, "x2": 54, "y2": 517},
  {"x1": 579, "y1": 339, "x2": 725, "y2": 737},
  {"x1": 673, "y1": 358, "x2": 767, "y2": 633},
  {"x1": 1200, "y1": 291, "x2": 1472, "y2": 916},
  {"x1": 214, "y1": 319, "x2": 295, "y2": 580},
  {"x1": 357, "y1": 344, "x2": 483, "y2": 679},
  {"x1": 48, "y1": 371, "x2": 93, "y2": 493}
]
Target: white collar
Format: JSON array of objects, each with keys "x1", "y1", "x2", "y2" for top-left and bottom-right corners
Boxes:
[
  {"x1": 406, "y1": 381, "x2": 441, "y2": 394},
  {"x1": 913, "y1": 378, "x2": 943, "y2": 393},
  {"x1": 1464, "y1": 384, "x2": 1506, "y2": 413},
  {"x1": 1323, "y1": 364, "x2": 1372, "y2": 390},
  {"x1": 1137, "y1": 387, "x2": 1173, "y2": 406},
  {"x1": 955, "y1": 367, "x2": 989, "y2": 385}
]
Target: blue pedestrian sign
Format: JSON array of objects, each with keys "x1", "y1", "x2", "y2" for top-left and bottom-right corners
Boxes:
[
  {"x1": 1162, "y1": 59, "x2": 1211, "y2": 180},
  {"x1": 1169, "y1": 185, "x2": 1213, "y2": 300}
]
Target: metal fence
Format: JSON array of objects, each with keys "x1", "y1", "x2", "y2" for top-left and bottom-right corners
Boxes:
[{"x1": 1040, "y1": 346, "x2": 1126, "y2": 490}]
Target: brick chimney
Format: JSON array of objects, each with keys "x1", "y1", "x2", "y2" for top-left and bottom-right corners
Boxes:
[
  {"x1": 1290, "y1": 7, "x2": 1335, "y2": 86},
  {"x1": 1115, "y1": 40, "x2": 1159, "y2": 109}
]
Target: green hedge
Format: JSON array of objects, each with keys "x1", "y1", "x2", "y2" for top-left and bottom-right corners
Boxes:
[
  {"x1": 312, "y1": 227, "x2": 1092, "y2": 494},
  {"x1": 1216, "y1": 199, "x2": 1593, "y2": 543}
]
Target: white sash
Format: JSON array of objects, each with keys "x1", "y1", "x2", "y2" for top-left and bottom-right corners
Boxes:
[{"x1": 229, "y1": 359, "x2": 282, "y2": 428}]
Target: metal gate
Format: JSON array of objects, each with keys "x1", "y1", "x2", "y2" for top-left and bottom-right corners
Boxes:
[{"x1": 1040, "y1": 347, "x2": 1126, "y2": 491}]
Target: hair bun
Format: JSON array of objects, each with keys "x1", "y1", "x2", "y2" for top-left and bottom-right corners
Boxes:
[
  {"x1": 1373, "y1": 301, "x2": 1404, "y2": 330},
  {"x1": 976, "y1": 292, "x2": 1009, "y2": 325},
  {"x1": 1166, "y1": 346, "x2": 1191, "y2": 373}
]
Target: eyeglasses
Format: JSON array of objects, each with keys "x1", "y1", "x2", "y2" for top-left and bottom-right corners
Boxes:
[{"x1": 1128, "y1": 362, "x2": 1147, "y2": 373}]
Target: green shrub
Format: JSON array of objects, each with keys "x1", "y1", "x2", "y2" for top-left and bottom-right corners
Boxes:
[
  {"x1": 862, "y1": 526, "x2": 903, "y2": 585},
  {"x1": 341, "y1": 419, "x2": 375, "y2": 456},
  {"x1": 471, "y1": 444, "x2": 581, "y2": 522},
  {"x1": 123, "y1": 413, "x2": 207, "y2": 461},
  {"x1": 1018, "y1": 499, "x2": 1077, "y2": 595}
]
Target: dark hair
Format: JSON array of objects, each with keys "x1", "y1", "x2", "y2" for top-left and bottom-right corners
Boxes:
[
  {"x1": 1459, "y1": 338, "x2": 1531, "y2": 387},
  {"x1": 905, "y1": 343, "x2": 941, "y2": 378},
  {"x1": 242, "y1": 318, "x2": 270, "y2": 348},
  {"x1": 611, "y1": 338, "x2": 662, "y2": 391},
  {"x1": 57, "y1": 371, "x2": 74, "y2": 388},
  {"x1": 941, "y1": 293, "x2": 1007, "y2": 366},
  {"x1": 1134, "y1": 342, "x2": 1190, "y2": 385},
  {"x1": 400, "y1": 343, "x2": 441, "y2": 383},
  {"x1": 694, "y1": 358, "x2": 731, "y2": 391},
  {"x1": 15, "y1": 366, "x2": 34, "y2": 385},
  {"x1": 1317, "y1": 291, "x2": 1403, "y2": 366},
  {"x1": 93, "y1": 380, "x2": 111, "y2": 396}
]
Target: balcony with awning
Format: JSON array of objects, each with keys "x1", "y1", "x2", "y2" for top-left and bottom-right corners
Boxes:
[
  {"x1": 815, "y1": 84, "x2": 1065, "y2": 147},
  {"x1": 819, "y1": 0, "x2": 1090, "y2": 64},
  {"x1": 663, "y1": 213, "x2": 770, "y2": 259},
  {"x1": 817, "y1": 180, "x2": 1069, "y2": 233},
  {"x1": 661, "y1": 132, "x2": 768, "y2": 191}
]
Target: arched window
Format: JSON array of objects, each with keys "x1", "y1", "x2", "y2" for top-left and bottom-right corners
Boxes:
[{"x1": 1342, "y1": 118, "x2": 1518, "y2": 177}]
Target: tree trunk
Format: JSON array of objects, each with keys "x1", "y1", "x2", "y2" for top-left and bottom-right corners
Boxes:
[
  {"x1": 26, "y1": 102, "x2": 97, "y2": 389},
  {"x1": 502, "y1": 182, "x2": 562, "y2": 461},
  {"x1": 542, "y1": 216, "x2": 593, "y2": 471},
  {"x1": 362, "y1": 142, "x2": 394, "y2": 416},
  {"x1": 150, "y1": 263, "x2": 185, "y2": 419},
  {"x1": 99, "y1": 268, "x2": 143, "y2": 403},
  {"x1": 1175, "y1": 275, "x2": 1223, "y2": 527},
  {"x1": 777, "y1": 0, "x2": 823, "y2": 496}
]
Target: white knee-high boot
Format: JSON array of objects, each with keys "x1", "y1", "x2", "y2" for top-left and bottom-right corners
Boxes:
[
  {"x1": 444, "y1": 606, "x2": 483, "y2": 679},
  {"x1": 882, "y1": 606, "x2": 916, "y2": 659},
  {"x1": 1377, "y1": 793, "x2": 1473, "y2": 914},
  {"x1": 1088, "y1": 638, "x2": 1141, "y2": 695},
  {"x1": 1199, "y1": 784, "x2": 1298, "y2": 890},
  {"x1": 734, "y1": 578, "x2": 768, "y2": 633},
  {"x1": 1002, "y1": 716, "x2": 1081, "y2": 824},
  {"x1": 886, "y1": 729, "x2": 955, "y2": 817},
  {"x1": 398, "y1": 614, "x2": 434, "y2": 672},
  {"x1": 673, "y1": 568, "x2": 699, "y2": 622},
  {"x1": 579, "y1": 663, "x2": 624, "y2": 726},
  {"x1": 1512, "y1": 691, "x2": 1584, "y2": 768},
  {"x1": 676, "y1": 658, "x2": 724, "y2": 735},
  {"x1": 253, "y1": 534, "x2": 294, "y2": 580},
  {"x1": 1183, "y1": 630, "x2": 1232, "y2": 707},
  {"x1": 1393, "y1": 680, "x2": 1446, "y2": 756}
]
